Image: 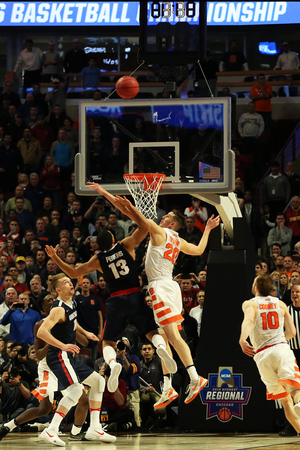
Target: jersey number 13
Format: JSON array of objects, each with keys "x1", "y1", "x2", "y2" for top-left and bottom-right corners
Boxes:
[{"x1": 108, "y1": 260, "x2": 130, "y2": 279}]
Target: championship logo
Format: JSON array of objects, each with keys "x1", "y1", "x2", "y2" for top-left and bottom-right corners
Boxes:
[{"x1": 200, "y1": 366, "x2": 251, "y2": 422}]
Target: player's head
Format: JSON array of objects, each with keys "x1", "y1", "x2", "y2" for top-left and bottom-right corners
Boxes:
[
  {"x1": 97, "y1": 230, "x2": 115, "y2": 251},
  {"x1": 160, "y1": 210, "x2": 185, "y2": 231},
  {"x1": 36, "y1": 291, "x2": 54, "y2": 315},
  {"x1": 51, "y1": 273, "x2": 74, "y2": 297},
  {"x1": 252, "y1": 274, "x2": 274, "y2": 296}
]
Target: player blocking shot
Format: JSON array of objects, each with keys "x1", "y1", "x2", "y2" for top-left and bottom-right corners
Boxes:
[
  {"x1": 86, "y1": 182, "x2": 220, "y2": 406},
  {"x1": 45, "y1": 192, "x2": 177, "y2": 401},
  {"x1": 240, "y1": 274, "x2": 300, "y2": 434},
  {"x1": 36, "y1": 274, "x2": 116, "y2": 446}
]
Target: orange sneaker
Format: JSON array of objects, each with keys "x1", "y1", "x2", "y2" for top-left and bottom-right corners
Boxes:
[
  {"x1": 184, "y1": 376, "x2": 208, "y2": 404},
  {"x1": 154, "y1": 388, "x2": 179, "y2": 409}
]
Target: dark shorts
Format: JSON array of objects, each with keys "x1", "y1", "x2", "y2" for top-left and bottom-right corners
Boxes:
[
  {"x1": 47, "y1": 349, "x2": 94, "y2": 391},
  {"x1": 102, "y1": 291, "x2": 157, "y2": 342}
]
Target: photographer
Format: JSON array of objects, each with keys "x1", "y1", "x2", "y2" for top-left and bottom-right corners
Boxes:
[
  {"x1": 13, "y1": 346, "x2": 38, "y2": 391},
  {"x1": 0, "y1": 367, "x2": 31, "y2": 420},
  {"x1": 98, "y1": 361, "x2": 135, "y2": 432},
  {"x1": 117, "y1": 337, "x2": 141, "y2": 428},
  {"x1": 1, "y1": 292, "x2": 40, "y2": 345}
]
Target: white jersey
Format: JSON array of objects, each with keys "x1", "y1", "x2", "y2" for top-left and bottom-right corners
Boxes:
[
  {"x1": 145, "y1": 228, "x2": 181, "y2": 282},
  {"x1": 250, "y1": 295, "x2": 286, "y2": 351}
]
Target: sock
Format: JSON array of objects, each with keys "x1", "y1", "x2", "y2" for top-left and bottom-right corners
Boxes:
[
  {"x1": 152, "y1": 334, "x2": 166, "y2": 350},
  {"x1": 186, "y1": 365, "x2": 198, "y2": 382},
  {"x1": 71, "y1": 424, "x2": 82, "y2": 436},
  {"x1": 5, "y1": 419, "x2": 17, "y2": 431},
  {"x1": 163, "y1": 374, "x2": 172, "y2": 392},
  {"x1": 48, "y1": 411, "x2": 65, "y2": 432},
  {"x1": 90, "y1": 408, "x2": 101, "y2": 428},
  {"x1": 103, "y1": 346, "x2": 117, "y2": 367}
]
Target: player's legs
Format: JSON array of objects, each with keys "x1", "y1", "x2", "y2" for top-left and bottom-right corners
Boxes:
[
  {"x1": 103, "y1": 339, "x2": 122, "y2": 393},
  {"x1": 163, "y1": 322, "x2": 208, "y2": 404},
  {"x1": 147, "y1": 330, "x2": 177, "y2": 374},
  {"x1": 83, "y1": 371, "x2": 116, "y2": 442},
  {"x1": 281, "y1": 395, "x2": 300, "y2": 433},
  {"x1": 69, "y1": 392, "x2": 89, "y2": 440}
]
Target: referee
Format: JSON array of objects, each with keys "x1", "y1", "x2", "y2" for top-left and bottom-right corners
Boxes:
[{"x1": 280, "y1": 282, "x2": 300, "y2": 436}]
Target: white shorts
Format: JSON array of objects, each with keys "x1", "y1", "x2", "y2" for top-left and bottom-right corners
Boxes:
[
  {"x1": 148, "y1": 278, "x2": 183, "y2": 331},
  {"x1": 32, "y1": 359, "x2": 58, "y2": 404},
  {"x1": 254, "y1": 343, "x2": 300, "y2": 400}
]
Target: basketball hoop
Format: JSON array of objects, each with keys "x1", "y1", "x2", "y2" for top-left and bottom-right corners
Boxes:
[{"x1": 123, "y1": 173, "x2": 166, "y2": 220}]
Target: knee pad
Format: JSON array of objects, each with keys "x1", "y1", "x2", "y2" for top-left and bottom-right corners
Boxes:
[
  {"x1": 59, "y1": 383, "x2": 83, "y2": 410},
  {"x1": 84, "y1": 372, "x2": 105, "y2": 401}
]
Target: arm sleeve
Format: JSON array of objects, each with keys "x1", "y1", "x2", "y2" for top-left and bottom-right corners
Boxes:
[{"x1": 198, "y1": 207, "x2": 208, "y2": 222}]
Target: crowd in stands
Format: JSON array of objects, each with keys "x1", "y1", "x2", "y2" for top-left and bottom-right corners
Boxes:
[{"x1": 0, "y1": 36, "x2": 300, "y2": 432}]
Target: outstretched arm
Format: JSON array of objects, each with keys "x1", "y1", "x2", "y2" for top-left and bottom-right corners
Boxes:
[
  {"x1": 180, "y1": 215, "x2": 220, "y2": 256},
  {"x1": 86, "y1": 182, "x2": 130, "y2": 215},
  {"x1": 45, "y1": 245, "x2": 101, "y2": 278}
]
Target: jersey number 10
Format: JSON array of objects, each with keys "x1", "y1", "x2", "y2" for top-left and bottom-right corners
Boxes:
[{"x1": 261, "y1": 311, "x2": 279, "y2": 330}]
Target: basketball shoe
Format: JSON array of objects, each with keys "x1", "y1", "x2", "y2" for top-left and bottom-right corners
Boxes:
[
  {"x1": 156, "y1": 345, "x2": 177, "y2": 374},
  {"x1": 0, "y1": 425, "x2": 9, "y2": 441},
  {"x1": 85, "y1": 426, "x2": 116, "y2": 443},
  {"x1": 154, "y1": 387, "x2": 179, "y2": 409},
  {"x1": 39, "y1": 428, "x2": 66, "y2": 446},
  {"x1": 184, "y1": 376, "x2": 208, "y2": 404},
  {"x1": 107, "y1": 362, "x2": 122, "y2": 393}
]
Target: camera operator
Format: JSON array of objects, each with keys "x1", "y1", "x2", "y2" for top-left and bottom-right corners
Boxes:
[
  {"x1": 98, "y1": 362, "x2": 135, "y2": 432},
  {"x1": 116, "y1": 337, "x2": 141, "y2": 428},
  {"x1": 0, "y1": 366, "x2": 31, "y2": 420},
  {"x1": 13, "y1": 346, "x2": 38, "y2": 390},
  {"x1": 1, "y1": 292, "x2": 40, "y2": 345}
]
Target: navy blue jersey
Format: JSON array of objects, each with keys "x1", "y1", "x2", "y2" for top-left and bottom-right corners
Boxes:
[
  {"x1": 97, "y1": 243, "x2": 140, "y2": 294},
  {"x1": 48, "y1": 299, "x2": 77, "y2": 352}
]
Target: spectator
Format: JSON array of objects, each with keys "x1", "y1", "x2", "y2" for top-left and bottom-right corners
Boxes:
[
  {"x1": 14, "y1": 39, "x2": 42, "y2": 97},
  {"x1": 18, "y1": 93, "x2": 42, "y2": 120},
  {"x1": 17, "y1": 128, "x2": 42, "y2": 175},
  {"x1": 39, "y1": 155, "x2": 60, "y2": 202},
  {"x1": 284, "y1": 162, "x2": 300, "y2": 198},
  {"x1": 0, "y1": 287, "x2": 18, "y2": 339},
  {"x1": 45, "y1": 78, "x2": 69, "y2": 113},
  {"x1": 6, "y1": 267, "x2": 28, "y2": 294},
  {"x1": 178, "y1": 276, "x2": 200, "y2": 313},
  {"x1": 0, "y1": 134, "x2": 23, "y2": 192},
  {"x1": 48, "y1": 105, "x2": 67, "y2": 138},
  {"x1": 0, "y1": 81, "x2": 21, "y2": 108},
  {"x1": 282, "y1": 271, "x2": 300, "y2": 306},
  {"x1": 117, "y1": 212, "x2": 133, "y2": 238},
  {"x1": 35, "y1": 218, "x2": 52, "y2": 247},
  {"x1": 267, "y1": 212, "x2": 292, "y2": 257},
  {"x1": 81, "y1": 58, "x2": 101, "y2": 94},
  {"x1": 190, "y1": 290, "x2": 205, "y2": 337},
  {"x1": 274, "y1": 42, "x2": 299, "y2": 70},
  {"x1": 282, "y1": 255, "x2": 296, "y2": 278},
  {"x1": 179, "y1": 216, "x2": 203, "y2": 243},
  {"x1": 26, "y1": 105, "x2": 39, "y2": 129},
  {"x1": 184, "y1": 198, "x2": 207, "y2": 233},
  {"x1": 241, "y1": 190, "x2": 261, "y2": 248},
  {"x1": 0, "y1": 275, "x2": 14, "y2": 305},
  {"x1": 17, "y1": 230, "x2": 35, "y2": 257},
  {"x1": 32, "y1": 116, "x2": 54, "y2": 155},
  {"x1": 102, "y1": 136, "x2": 127, "y2": 182},
  {"x1": 15, "y1": 256, "x2": 28, "y2": 285},
  {"x1": 91, "y1": 275, "x2": 108, "y2": 319},
  {"x1": 50, "y1": 128, "x2": 75, "y2": 179},
  {"x1": 278, "y1": 75, "x2": 299, "y2": 98},
  {"x1": 250, "y1": 74, "x2": 273, "y2": 131},
  {"x1": 238, "y1": 101, "x2": 264, "y2": 159},
  {"x1": 5, "y1": 185, "x2": 32, "y2": 213},
  {"x1": 0, "y1": 364, "x2": 32, "y2": 420},
  {"x1": 107, "y1": 212, "x2": 125, "y2": 241},
  {"x1": 24, "y1": 173, "x2": 46, "y2": 214},
  {"x1": 63, "y1": 116, "x2": 78, "y2": 150},
  {"x1": 17, "y1": 173, "x2": 29, "y2": 189},
  {"x1": 262, "y1": 161, "x2": 291, "y2": 218},
  {"x1": 32, "y1": 83, "x2": 48, "y2": 117},
  {"x1": 139, "y1": 342, "x2": 166, "y2": 427},
  {"x1": 29, "y1": 277, "x2": 42, "y2": 307},
  {"x1": 8, "y1": 113, "x2": 27, "y2": 146},
  {"x1": 42, "y1": 41, "x2": 60, "y2": 82},
  {"x1": 219, "y1": 40, "x2": 249, "y2": 71},
  {"x1": 63, "y1": 39, "x2": 88, "y2": 75},
  {"x1": 285, "y1": 196, "x2": 300, "y2": 250},
  {"x1": 1, "y1": 292, "x2": 40, "y2": 345},
  {"x1": 14, "y1": 197, "x2": 36, "y2": 231},
  {"x1": 76, "y1": 276, "x2": 103, "y2": 361}
]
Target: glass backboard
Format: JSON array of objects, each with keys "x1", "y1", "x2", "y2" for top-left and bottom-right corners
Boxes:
[{"x1": 75, "y1": 97, "x2": 234, "y2": 196}]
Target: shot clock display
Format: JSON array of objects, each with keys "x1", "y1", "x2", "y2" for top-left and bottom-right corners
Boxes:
[{"x1": 139, "y1": 1, "x2": 206, "y2": 65}]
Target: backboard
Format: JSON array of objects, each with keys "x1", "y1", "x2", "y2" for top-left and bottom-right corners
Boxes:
[{"x1": 75, "y1": 97, "x2": 235, "y2": 197}]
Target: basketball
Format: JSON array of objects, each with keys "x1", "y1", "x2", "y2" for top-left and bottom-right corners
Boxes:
[
  {"x1": 116, "y1": 76, "x2": 139, "y2": 99},
  {"x1": 218, "y1": 407, "x2": 231, "y2": 421}
]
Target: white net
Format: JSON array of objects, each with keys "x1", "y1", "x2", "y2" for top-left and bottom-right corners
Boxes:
[{"x1": 124, "y1": 173, "x2": 166, "y2": 220}]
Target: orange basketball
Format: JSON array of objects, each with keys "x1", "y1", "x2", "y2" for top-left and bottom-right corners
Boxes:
[
  {"x1": 218, "y1": 407, "x2": 231, "y2": 421},
  {"x1": 116, "y1": 76, "x2": 139, "y2": 99}
]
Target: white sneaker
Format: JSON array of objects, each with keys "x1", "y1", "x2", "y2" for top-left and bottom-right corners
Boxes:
[
  {"x1": 156, "y1": 345, "x2": 177, "y2": 374},
  {"x1": 107, "y1": 362, "x2": 122, "y2": 393},
  {"x1": 294, "y1": 401, "x2": 300, "y2": 417},
  {"x1": 184, "y1": 376, "x2": 208, "y2": 404},
  {"x1": 154, "y1": 387, "x2": 179, "y2": 409},
  {"x1": 39, "y1": 428, "x2": 66, "y2": 446},
  {"x1": 85, "y1": 426, "x2": 116, "y2": 443}
]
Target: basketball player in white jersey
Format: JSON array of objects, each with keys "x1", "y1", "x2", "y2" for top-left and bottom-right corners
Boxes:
[
  {"x1": 86, "y1": 182, "x2": 220, "y2": 406},
  {"x1": 240, "y1": 274, "x2": 300, "y2": 433}
]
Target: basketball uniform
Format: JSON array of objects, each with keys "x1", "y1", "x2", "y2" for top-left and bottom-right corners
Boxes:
[
  {"x1": 97, "y1": 243, "x2": 157, "y2": 341},
  {"x1": 250, "y1": 295, "x2": 300, "y2": 400},
  {"x1": 46, "y1": 299, "x2": 94, "y2": 391},
  {"x1": 145, "y1": 228, "x2": 183, "y2": 329}
]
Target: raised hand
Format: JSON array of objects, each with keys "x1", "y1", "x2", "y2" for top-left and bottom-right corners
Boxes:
[
  {"x1": 45, "y1": 244, "x2": 59, "y2": 259},
  {"x1": 86, "y1": 181, "x2": 104, "y2": 195},
  {"x1": 206, "y1": 214, "x2": 220, "y2": 230}
]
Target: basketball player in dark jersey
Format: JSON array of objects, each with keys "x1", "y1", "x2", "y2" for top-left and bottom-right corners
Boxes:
[
  {"x1": 37, "y1": 273, "x2": 116, "y2": 446},
  {"x1": 45, "y1": 195, "x2": 177, "y2": 397}
]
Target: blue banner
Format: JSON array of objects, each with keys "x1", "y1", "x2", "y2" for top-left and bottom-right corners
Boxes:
[{"x1": 0, "y1": 2, "x2": 298, "y2": 26}]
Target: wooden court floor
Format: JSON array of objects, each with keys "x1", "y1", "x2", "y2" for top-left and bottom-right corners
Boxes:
[{"x1": 1, "y1": 431, "x2": 300, "y2": 450}]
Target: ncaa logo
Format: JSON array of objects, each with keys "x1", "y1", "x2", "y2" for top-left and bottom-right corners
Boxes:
[{"x1": 220, "y1": 368, "x2": 231, "y2": 381}]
